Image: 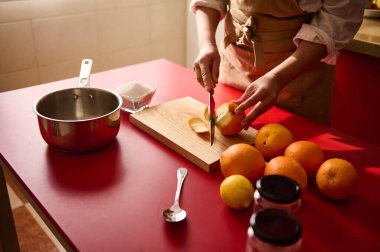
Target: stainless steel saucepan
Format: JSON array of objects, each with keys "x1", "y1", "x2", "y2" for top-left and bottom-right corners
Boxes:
[{"x1": 33, "y1": 59, "x2": 123, "y2": 153}]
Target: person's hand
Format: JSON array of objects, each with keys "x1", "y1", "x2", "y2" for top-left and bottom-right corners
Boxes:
[
  {"x1": 233, "y1": 73, "x2": 282, "y2": 129},
  {"x1": 193, "y1": 42, "x2": 220, "y2": 92}
]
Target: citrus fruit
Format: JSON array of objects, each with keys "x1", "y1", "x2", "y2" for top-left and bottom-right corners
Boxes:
[
  {"x1": 255, "y1": 123, "x2": 294, "y2": 160},
  {"x1": 284, "y1": 140, "x2": 325, "y2": 178},
  {"x1": 220, "y1": 143, "x2": 265, "y2": 183},
  {"x1": 220, "y1": 175, "x2": 254, "y2": 209},
  {"x1": 188, "y1": 116, "x2": 209, "y2": 133},
  {"x1": 316, "y1": 158, "x2": 358, "y2": 200},
  {"x1": 205, "y1": 102, "x2": 245, "y2": 136},
  {"x1": 215, "y1": 102, "x2": 245, "y2": 136},
  {"x1": 264, "y1": 156, "x2": 307, "y2": 190},
  {"x1": 204, "y1": 105, "x2": 210, "y2": 121}
]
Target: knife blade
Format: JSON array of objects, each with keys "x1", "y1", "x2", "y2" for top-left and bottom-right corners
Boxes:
[{"x1": 209, "y1": 90, "x2": 215, "y2": 146}]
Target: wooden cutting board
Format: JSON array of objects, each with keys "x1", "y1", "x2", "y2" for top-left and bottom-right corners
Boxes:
[{"x1": 129, "y1": 96, "x2": 257, "y2": 173}]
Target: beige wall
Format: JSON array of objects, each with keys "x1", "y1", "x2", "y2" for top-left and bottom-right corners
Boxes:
[{"x1": 0, "y1": 0, "x2": 186, "y2": 92}]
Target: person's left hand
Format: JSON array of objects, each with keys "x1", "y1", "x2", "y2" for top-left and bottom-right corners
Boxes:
[{"x1": 233, "y1": 73, "x2": 282, "y2": 129}]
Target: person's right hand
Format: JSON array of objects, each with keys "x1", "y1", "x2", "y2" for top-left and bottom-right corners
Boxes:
[{"x1": 193, "y1": 42, "x2": 220, "y2": 92}]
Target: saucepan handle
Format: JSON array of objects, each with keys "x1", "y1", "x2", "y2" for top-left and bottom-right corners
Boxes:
[{"x1": 78, "y1": 59, "x2": 93, "y2": 87}]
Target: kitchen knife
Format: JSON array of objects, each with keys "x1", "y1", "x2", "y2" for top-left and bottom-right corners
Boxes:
[{"x1": 209, "y1": 90, "x2": 215, "y2": 146}]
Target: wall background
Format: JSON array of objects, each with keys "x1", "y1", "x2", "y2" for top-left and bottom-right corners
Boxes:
[
  {"x1": 0, "y1": 0, "x2": 186, "y2": 92},
  {"x1": 0, "y1": 0, "x2": 226, "y2": 93}
]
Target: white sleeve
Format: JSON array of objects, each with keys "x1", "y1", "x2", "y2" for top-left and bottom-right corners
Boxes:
[
  {"x1": 189, "y1": 0, "x2": 228, "y2": 20},
  {"x1": 295, "y1": 0, "x2": 367, "y2": 64}
]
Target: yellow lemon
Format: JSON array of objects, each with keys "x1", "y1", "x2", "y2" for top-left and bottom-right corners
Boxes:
[{"x1": 220, "y1": 175, "x2": 254, "y2": 209}]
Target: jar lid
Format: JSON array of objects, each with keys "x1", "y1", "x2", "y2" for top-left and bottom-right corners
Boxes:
[
  {"x1": 256, "y1": 175, "x2": 301, "y2": 204},
  {"x1": 250, "y1": 208, "x2": 302, "y2": 246}
]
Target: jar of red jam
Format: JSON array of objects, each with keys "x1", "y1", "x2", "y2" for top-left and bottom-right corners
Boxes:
[
  {"x1": 246, "y1": 208, "x2": 302, "y2": 252},
  {"x1": 254, "y1": 175, "x2": 302, "y2": 214}
]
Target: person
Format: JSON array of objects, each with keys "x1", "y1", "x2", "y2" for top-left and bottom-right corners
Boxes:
[{"x1": 191, "y1": 0, "x2": 366, "y2": 128}]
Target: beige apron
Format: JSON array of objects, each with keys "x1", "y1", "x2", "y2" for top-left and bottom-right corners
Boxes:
[{"x1": 219, "y1": 0, "x2": 335, "y2": 124}]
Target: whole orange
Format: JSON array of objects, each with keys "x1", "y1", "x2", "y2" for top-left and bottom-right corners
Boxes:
[
  {"x1": 254, "y1": 123, "x2": 294, "y2": 160},
  {"x1": 264, "y1": 156, "x2": 307, "y2": 190},
  {"x1": 316, "y1": 158, "x2": 358, "y2": 200},
  {"x1": 220, "y1": 143, "x2": 265, "y2": 184},
  {"x1": 284, "y1": 140, "x2": 325, "y2": 178}
]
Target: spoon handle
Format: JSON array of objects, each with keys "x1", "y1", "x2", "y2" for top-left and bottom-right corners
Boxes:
[{"x1": 174, "y1": 168, "x2": 188, "y2": 203}]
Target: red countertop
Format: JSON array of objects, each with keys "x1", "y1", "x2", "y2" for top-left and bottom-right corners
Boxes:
[{"x1": 1, "y1": 59, "x2": 380, "y2": 252}]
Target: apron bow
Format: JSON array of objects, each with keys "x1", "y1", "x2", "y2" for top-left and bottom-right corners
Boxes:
[
  {"x1": 234, "y1": 16, "x2": 263, "y2": 67},
  {"x1": 236, "y1": 16, "x2": 255, "y2": 46}
]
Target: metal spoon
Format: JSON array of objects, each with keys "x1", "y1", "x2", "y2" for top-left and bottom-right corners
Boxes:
[{"x1": 163, "y1": 167, "x2": 188, "y2": 222}]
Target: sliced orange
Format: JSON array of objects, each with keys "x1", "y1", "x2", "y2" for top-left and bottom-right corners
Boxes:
[
  {"x1": 204, "y1": 102, "x2": 245, "y2": 136},
  {"x1": 215, "y1": 102, "x2": 245, "y2": 136},
  {"x1": 188, "y1": 116, "x2": 209, "y2": 134}
]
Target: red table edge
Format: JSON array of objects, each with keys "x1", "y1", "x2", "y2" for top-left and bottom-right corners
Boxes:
[{"x1": 0, "y1": 156, "x2": 75, "y2": 251}]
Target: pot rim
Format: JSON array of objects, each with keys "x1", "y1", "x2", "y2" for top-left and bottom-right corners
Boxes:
[{"x1": 32, "y1": 87, "x2": 123, "y2": 123}]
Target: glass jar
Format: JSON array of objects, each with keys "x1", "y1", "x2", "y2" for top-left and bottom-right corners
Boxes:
[
  {"x1": 246, "y1": 208, "x2": 302, "y2": 252},
  {"x1": 254, "y1": 175, "x2": 302, "y2": 214}
]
